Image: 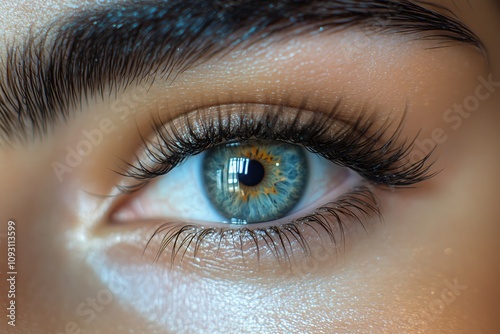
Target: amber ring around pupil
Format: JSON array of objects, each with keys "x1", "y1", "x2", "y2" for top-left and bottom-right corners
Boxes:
[{"x1": 202, "y1": 140, "x2": 308, "y2": 224}]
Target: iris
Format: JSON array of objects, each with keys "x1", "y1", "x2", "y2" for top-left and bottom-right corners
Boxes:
[{"x1": 202, "y1": 140, "x2": 308, "y2": 223}]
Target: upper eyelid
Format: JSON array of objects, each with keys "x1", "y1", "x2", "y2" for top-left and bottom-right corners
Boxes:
[
  {"x1": 0, "y1": 0, "x2": 484, "y2": 144},
  {"x1": 115, "y1": 101, "x2": 435, "y2": 194},
  {"x1": 110, "y1": 101, "x2": 353, "y2": 192}
]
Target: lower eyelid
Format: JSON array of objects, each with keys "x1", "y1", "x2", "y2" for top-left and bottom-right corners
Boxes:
[
  {"x1": 75, "y1": 185, "x2": 379, "y2": 282},
  {"x1": 87, "y1": 180, "x2": 381, "y2": 277},
  {"x1": 131, "y1": 185, "x2": 380, "y2": 274}
]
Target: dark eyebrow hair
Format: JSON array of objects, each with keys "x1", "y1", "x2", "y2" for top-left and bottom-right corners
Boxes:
[{"x1": 0, "y1": 0, "x2": 483, "y2": 143}]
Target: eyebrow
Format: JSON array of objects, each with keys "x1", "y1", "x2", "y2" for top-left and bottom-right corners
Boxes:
[{"x1": 0, "y1": 0, "x2": 483, "y2": 143}]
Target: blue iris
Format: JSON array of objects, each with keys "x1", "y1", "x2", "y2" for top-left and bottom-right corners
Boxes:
[{"x1": 202, "y1": 140, "x2": 308, "y2": 223}]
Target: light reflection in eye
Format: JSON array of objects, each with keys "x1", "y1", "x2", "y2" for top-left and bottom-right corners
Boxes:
[
  {"x1": 202, "y1": 140, "x2": 308, "y2": 224},
  {"x1": 112, "y1": 140, "x2": 357, "y2": 225}
]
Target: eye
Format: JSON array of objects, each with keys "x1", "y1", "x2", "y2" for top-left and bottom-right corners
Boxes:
[
  {"x1": 109, "y1": 103, "x2": 434, "y2": 266},
  {"x1": 203, "y1": 140, "x2": 311, "y2": 224},
  {"x1": 113, "y1": 139, "x2": 355, "y2": 225}
]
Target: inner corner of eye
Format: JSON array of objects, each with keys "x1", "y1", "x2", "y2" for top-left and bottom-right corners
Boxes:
[{"x1": 111, "y1": 139, "x2": 355, "y2": 227}]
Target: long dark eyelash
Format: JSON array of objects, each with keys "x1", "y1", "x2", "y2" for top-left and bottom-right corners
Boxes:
[
  {"x1": 117, "y1": 102, "x2": 435, "y2": 193},
  {"x1": 144, "y1": 187, "x2": 379, "y2": 266}
]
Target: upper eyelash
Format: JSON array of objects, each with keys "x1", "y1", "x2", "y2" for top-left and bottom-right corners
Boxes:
[{"x1": 116, "y1": 101, "x2": 436, "y2": 193}]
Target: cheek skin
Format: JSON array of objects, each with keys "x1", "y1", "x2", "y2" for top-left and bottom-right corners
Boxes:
[
  {"x1": 366, "y1": 99, "x2": 500, "y2": 332},
  {"x1": 0, "y1": 144, "x2": 159, "y2": 333},
  {"x1": 442, "y1": 104, "x2": 500, "y2": 331}
]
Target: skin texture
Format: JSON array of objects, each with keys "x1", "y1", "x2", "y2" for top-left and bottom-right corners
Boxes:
[{"x1": 0, "y1": 0, "x2": 499, "y2": 333}]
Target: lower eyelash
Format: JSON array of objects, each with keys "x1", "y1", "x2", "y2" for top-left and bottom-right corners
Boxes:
[{"x1": 144, "y1": 186, "x2": 379, "y2": 266}]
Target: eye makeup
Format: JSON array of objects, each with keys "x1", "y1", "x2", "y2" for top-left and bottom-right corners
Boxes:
[
  {"x1": 108, "y1": 101, "x2": 435, "y2": 268},
  {"x1": 118, "y1": 102, "x2": 433, "y2": 189}
]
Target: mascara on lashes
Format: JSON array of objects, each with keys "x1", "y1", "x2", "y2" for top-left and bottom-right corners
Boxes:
[
  {"x1": 118, "y1": 102, "x2": 435, "y2": 192},
  {"x1": 108, "y1": 102, "x2": 436, "y2": 264}
]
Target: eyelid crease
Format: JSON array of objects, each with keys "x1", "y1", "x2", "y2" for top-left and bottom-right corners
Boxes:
[{"x1": 113, "y1": 100, "x2": 437, "y2": 196}]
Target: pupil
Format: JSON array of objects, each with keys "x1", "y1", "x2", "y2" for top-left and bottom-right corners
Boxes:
[{"x1": 238, "y1": 159, "x2": 265, "y2": 187}]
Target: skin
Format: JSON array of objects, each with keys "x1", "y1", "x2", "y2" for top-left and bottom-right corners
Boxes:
[{"x1": 0, "y1": 0, "x2": 499, "y2": 333}]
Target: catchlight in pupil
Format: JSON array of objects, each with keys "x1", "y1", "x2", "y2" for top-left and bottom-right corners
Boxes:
[
  {"x1": 202, "y1": 140, "x2": 308, "y2": 224},
  {"x1": 237, "y1": 159, "x2": 265, "y2": 187}
]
